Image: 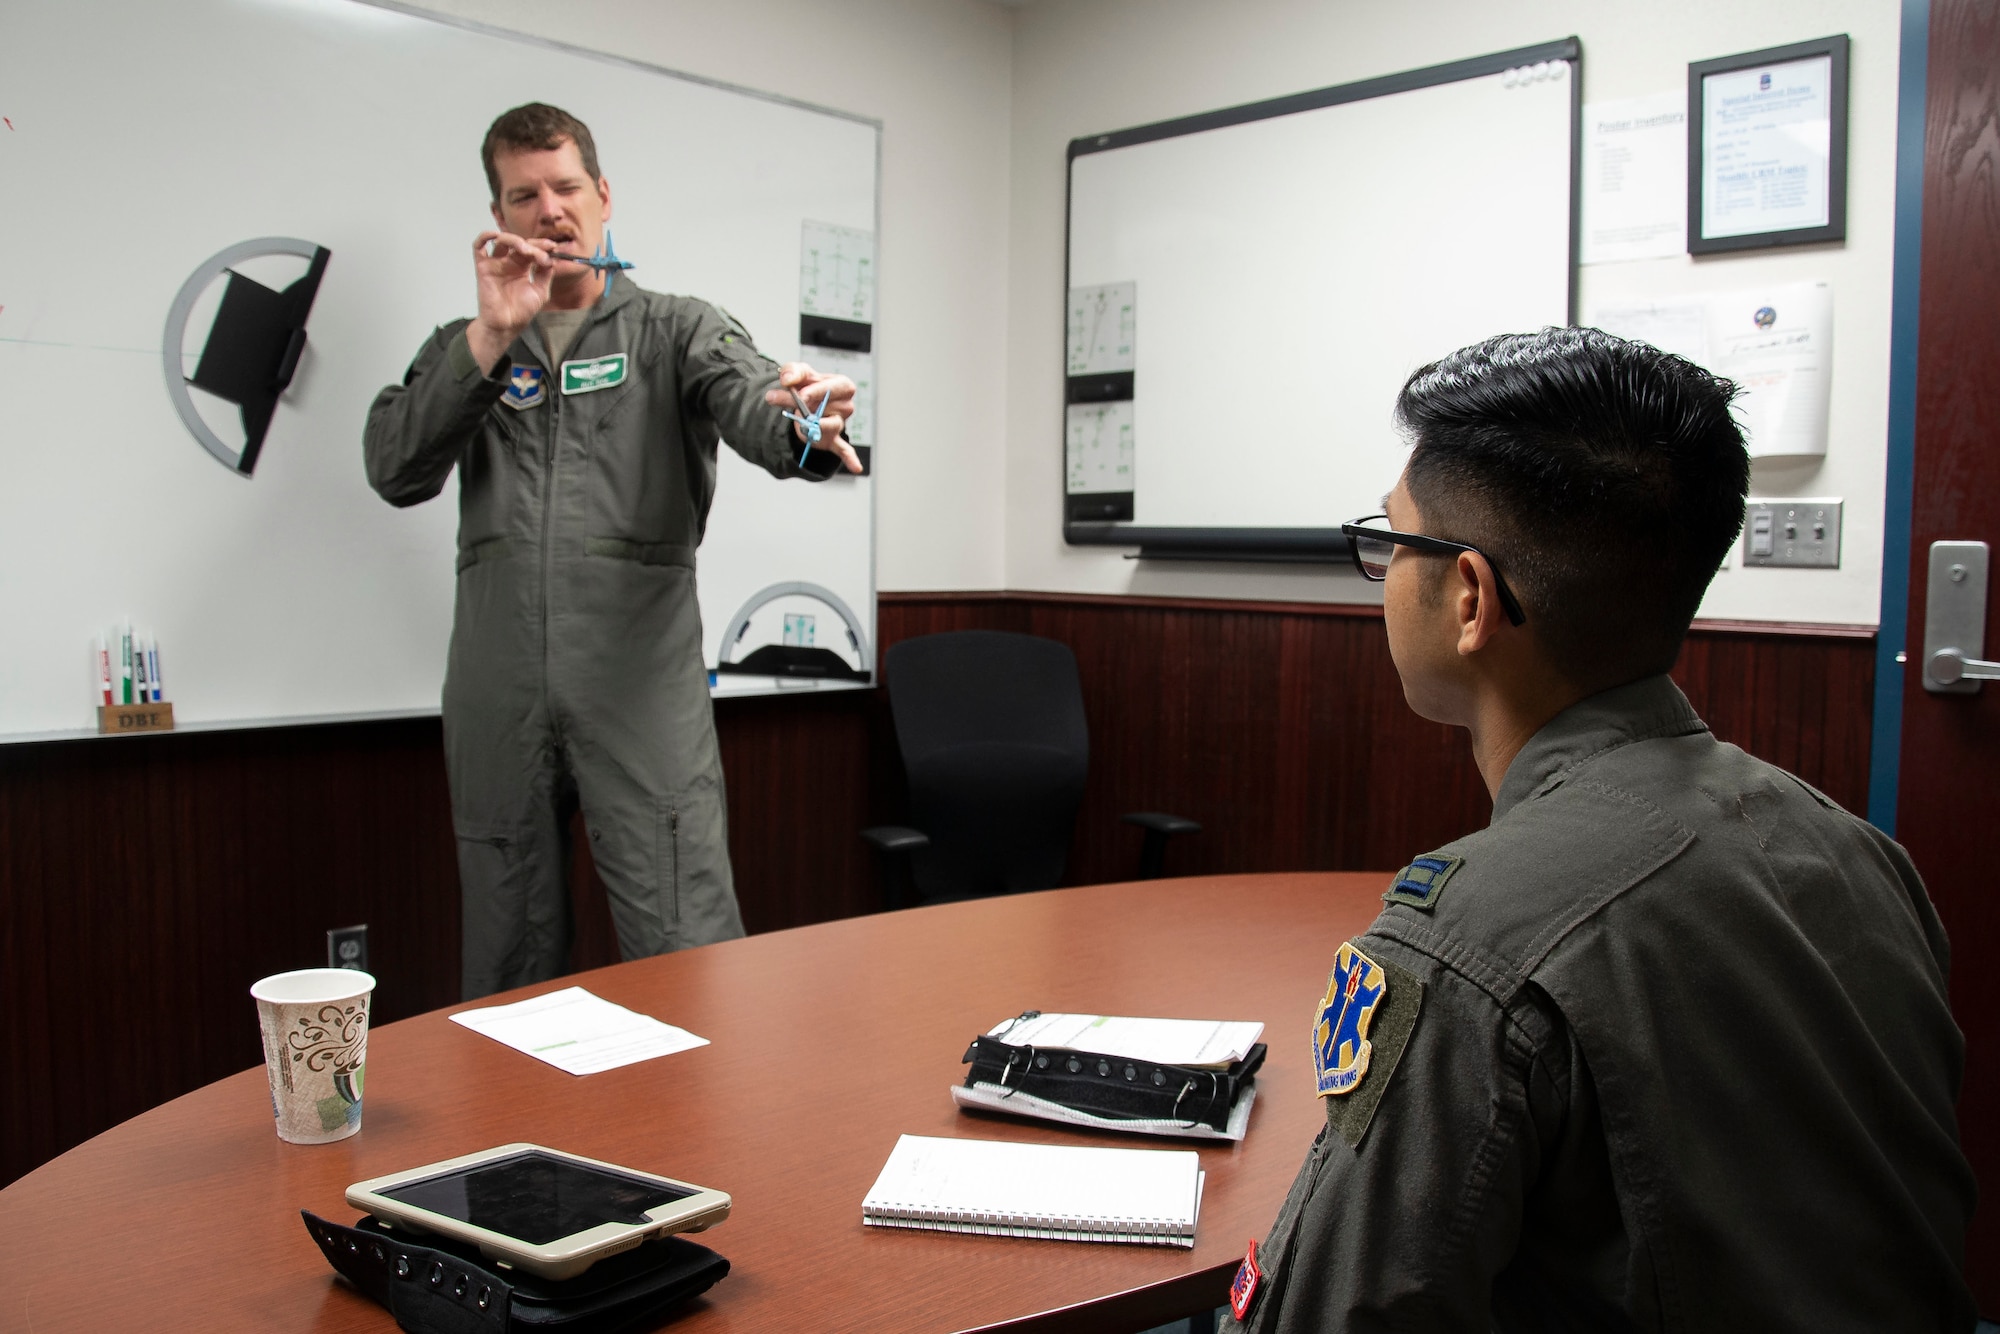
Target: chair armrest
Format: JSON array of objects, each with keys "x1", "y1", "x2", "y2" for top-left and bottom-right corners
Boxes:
[
  {"x1": 1121, "y1": 811, "x2": 1201, "y2": 837},
  {"x1": 861, "y1": 825, "x2": 931, "y2": 854}
]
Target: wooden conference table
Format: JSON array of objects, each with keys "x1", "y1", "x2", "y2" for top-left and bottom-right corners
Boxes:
[{"x1": 0, "y1": 873, "x2": 1388, "y2": 1332}]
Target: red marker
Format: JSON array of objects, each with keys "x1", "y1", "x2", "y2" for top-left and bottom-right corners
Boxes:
[{"x1": 96, "y1": 636, "x2": 113, "y2": 705}]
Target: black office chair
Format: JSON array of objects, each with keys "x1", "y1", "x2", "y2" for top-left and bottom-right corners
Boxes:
[{"x1": 861, "y1": 630, "x2": 1200, "y2": 908}]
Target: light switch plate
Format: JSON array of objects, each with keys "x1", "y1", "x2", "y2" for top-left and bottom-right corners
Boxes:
[{"x1": 1743, "y1": 499, "x2": 1842, "y2": 568}]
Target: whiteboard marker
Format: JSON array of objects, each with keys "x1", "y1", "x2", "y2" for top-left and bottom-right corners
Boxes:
[
  {"x1": 133, "y1": 634, "x2": 150, "y2": 705},
  {"x1": 96, "y1": 636, "x2": 113, "y2": 706},
  {"x1": 147, "y1": 638, "x2": 163, "y2": 702},
  {"x1": 120, "y1": 620, "x2": 134, "y2": 705}
]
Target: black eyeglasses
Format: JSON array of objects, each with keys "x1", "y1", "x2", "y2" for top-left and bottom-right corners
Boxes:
[{"x1": 1339, "y1": 514, "x2": 1528, "y2": 626}]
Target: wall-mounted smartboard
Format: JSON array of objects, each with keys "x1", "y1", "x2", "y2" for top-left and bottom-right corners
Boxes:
[
  {"x1": 0, "y1": 0, "x2": 878, "y2": 741},
  {"x1": 1063, "y1": 40, "x2": 1578, "y2": 560}
]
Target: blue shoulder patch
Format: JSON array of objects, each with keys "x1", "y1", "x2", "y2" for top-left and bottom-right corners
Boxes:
[{"x1": 1382, "y1": 853, "x2": 1463, "y2": 911}]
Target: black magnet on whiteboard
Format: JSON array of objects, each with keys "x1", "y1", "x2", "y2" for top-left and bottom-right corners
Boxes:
[
  {"x1": 799, "y1": 313, "x2": 871, "y2": 352},
  {"x1": 161, "y1": 237, "x2": 331, "y2": 477},
  {"x1": 1065, "y1": 371, "x2": 1134, "y2": 404},
  {"x1": 1067, "y1": 492, "x2": 1133, "y2": 523}
]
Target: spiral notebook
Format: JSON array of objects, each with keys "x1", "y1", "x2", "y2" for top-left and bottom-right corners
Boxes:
[{"x1": 860, "y1": 1135, "x2": 1204, "y2": 1248}]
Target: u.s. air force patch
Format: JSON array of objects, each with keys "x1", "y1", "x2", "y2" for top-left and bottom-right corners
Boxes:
[{"x1": 1311, "y1": 940, "x2": 1424, "y2": 1147}]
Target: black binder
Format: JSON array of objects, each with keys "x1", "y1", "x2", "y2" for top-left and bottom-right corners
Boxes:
[{"x1": 961, "y1": 1034, "x2": 1267, "y2": 1134}]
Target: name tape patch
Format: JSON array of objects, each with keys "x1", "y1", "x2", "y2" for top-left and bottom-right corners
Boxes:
[{"x1": 561, "y1": 352, "x2": 627, "y2": 395}]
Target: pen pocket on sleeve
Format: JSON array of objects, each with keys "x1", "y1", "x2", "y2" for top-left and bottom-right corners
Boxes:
[
  {"x1": 656, "y1": 774, "x2": 737, "y2": 947},
  {"x1": 656, "y1": 800, "x2": 682, "y2": 941}
]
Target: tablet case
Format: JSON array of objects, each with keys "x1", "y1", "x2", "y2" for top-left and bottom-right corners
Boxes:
[
  {"x1": 302, "y1": 1211, "x2": 728, "y2": 1333},
  {"x1": 960, "y1": 1035, "x2": 1267, "y2": 1133}
]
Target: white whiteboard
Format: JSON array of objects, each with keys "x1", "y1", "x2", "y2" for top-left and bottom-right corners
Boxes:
[
  {"x1": 0, "y1": 0, "x2": 878, "y2": 739},
  {"x1": 1064, "y1": 45, "x2": 1575, "y2": 550}
]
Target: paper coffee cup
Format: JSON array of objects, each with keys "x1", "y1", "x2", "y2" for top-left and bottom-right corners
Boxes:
[{"x1": 251, "y1": 968, "x2": 376, "y2": 1144}]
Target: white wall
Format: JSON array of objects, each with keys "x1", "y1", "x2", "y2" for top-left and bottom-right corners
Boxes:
[
  {"x1": 404, "y1": 0, "x2": 1015, "y2": 593},
  {"x1": 1005, "y1": 0, "x2": 1903, "y2": 627},
  {"x1": 408, "y1": 0, "x2": 1903, "y2": 624}
]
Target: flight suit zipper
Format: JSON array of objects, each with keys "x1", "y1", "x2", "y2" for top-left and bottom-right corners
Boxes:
[{"x1": 540, "y1": 376, "x2": 559, "y2": 693}]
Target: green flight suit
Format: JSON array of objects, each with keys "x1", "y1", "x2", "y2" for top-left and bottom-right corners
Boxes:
[
  {"x1": 1233, "y1": 675, "x2": 1976, "y2": 1332},
  {"x1": 364, "y1": 280, "x2": 837, "y2": 998}
]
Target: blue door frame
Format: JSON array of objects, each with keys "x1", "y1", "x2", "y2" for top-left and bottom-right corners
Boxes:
[{"x1": 1866, "y1": 0, "x2": 1930, "y2": 834}]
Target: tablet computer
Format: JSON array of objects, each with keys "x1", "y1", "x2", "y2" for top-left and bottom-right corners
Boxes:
[{"x1": 347, "y1": 1143, "x2": 731, "y2": 1280}]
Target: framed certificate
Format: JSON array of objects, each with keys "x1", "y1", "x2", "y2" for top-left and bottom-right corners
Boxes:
[{"x1": 1688, "y1": 35, "x2": 1849, "y2": 254}]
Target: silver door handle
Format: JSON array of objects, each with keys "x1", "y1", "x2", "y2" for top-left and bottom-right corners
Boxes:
[
  {"x1": 1927, "y1": 649, "x2": 2000, "y2": 685},
  {"x1": 1922, "y1": 541, "x2": 1991, "y2": 695}
]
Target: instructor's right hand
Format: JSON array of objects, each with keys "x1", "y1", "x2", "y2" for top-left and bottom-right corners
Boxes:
[{"x1": 467, "y1": 231, "x2": 556, "y2": 374}]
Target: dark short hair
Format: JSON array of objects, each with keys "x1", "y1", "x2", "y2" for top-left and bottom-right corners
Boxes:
[
  {"x1": 1395, "y1": 326, "x2": 1748, "y2": 689},
  {"x1": 481, "y1": 103, "x2": 601, "y2": 201}
]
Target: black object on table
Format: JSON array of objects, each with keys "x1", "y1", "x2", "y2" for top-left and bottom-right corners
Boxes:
[{"x1": 302, "y1": 1211, "x2": 728, "y2": 1333}]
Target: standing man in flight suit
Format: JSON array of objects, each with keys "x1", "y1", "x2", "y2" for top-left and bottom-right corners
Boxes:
[
  {"x1": 365, "y1": 104, "x2": 862, "y2": 999},
  {"x1": 1227, "y1": 327, "x2": 1976, "y2": 1330}
]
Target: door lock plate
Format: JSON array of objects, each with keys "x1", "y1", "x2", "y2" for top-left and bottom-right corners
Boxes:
[{"x1": 1921, "y1": 541, "x2": 1991, "y2": 694}]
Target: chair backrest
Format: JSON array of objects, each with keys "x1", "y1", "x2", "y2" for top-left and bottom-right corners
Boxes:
[{"x1": 883, "y1": 631, "x2": 1089, "y2": 900}]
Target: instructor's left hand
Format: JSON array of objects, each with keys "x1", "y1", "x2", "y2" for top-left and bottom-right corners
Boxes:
[{"x1": 768, "y1": 364, "x2": 864, "y2": 474}]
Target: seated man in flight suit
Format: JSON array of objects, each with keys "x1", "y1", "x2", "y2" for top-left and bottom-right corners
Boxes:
[{"x1": 1228, "y1": 327, "x2": 1976, "y2": 1331}]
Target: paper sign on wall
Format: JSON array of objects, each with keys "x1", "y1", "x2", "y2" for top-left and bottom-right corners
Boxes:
[
  {"x1": 1588, "y1": 281, "x2": 1832, "y2": 458},
  {"x1": 1067, "y1": 400, "x2": 1134, "y2": 494},
  {"x1": 1580, "y1": 92, "x2": 1687, "y2": 264},
  {"x1": 800, "y1": 221, "x2": 876, "y2": 324},
  {"x1": 1067, "y1": 282, "x2": 1136, "y2": 376}
]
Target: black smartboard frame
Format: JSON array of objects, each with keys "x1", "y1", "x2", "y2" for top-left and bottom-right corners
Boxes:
[{"x1": 1061, "y1": 38, "x2": 1583, "y2": 563}]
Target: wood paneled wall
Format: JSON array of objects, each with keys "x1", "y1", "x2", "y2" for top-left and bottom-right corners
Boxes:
[
  {"x1": 870, "y1": 595, "x2": 1875, "y2": 888},
  {"x1": 0, "y1": 593, "x2": 1874, "y2": 1186}
]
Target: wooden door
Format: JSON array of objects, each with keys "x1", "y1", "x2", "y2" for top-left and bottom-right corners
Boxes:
[{"x1": 1897, "y1": 0, "x2": 2000, "y2": 1306}]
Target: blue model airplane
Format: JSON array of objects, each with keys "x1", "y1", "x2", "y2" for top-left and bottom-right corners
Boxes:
[
  {"x1": 784, "y1": 384, "x2": 834, "y2": 465},
  {"x1": 550, "y1": 230, "x2": 635, "y2": 291}
]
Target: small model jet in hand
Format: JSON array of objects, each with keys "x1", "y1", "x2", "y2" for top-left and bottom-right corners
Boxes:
[
  {"x1": 784, "y1": 384, "x2": 834, "y2": 466},
  {"x1": 549, "y1": 230, "x2": 635, "y2": 291}
]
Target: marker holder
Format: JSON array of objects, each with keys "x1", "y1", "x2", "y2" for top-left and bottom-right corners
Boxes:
[{"x1": 98, "y1": 702, "x2": 175, "y2": 735}]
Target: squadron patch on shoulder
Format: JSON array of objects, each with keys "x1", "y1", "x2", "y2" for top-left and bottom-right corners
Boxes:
[
  {"x1": 1314, "y1": 941, "x2": 1389, "y2": 1097},
  {"x1": 1382, "y1": 853, "x2": 1463, "y2": 911},
  {"x1": 502, "y1": 365, "x2": 545, "y2": 410},
  {"x1": 1313, "y1": 945, "x2": 1425, "y2": 1148}
]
